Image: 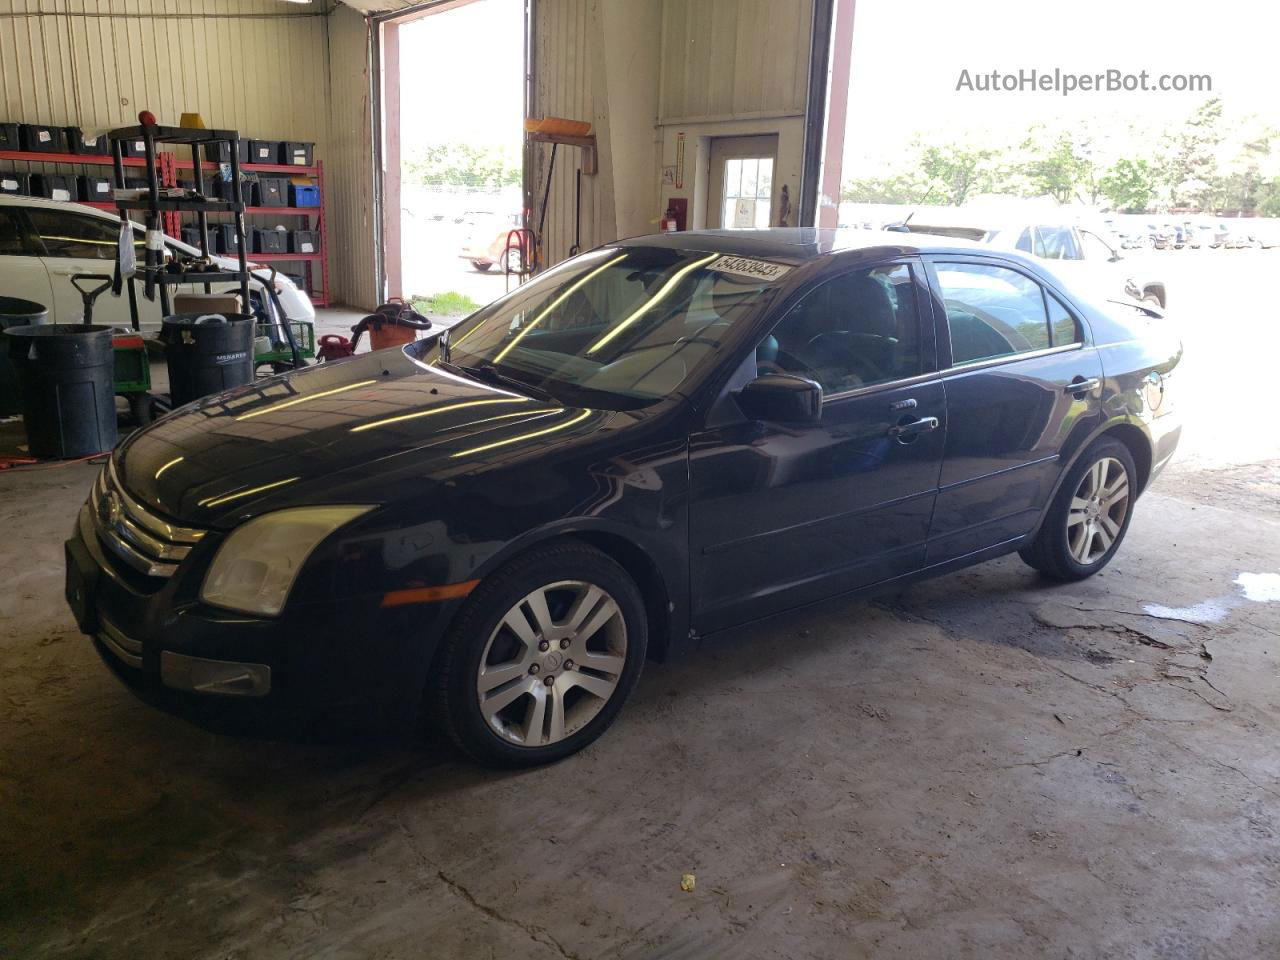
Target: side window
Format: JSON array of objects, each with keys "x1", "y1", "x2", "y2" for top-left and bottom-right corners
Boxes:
[
  {"x1": 1046, "y1": 292, "x2": 1081, "y2": 346},
  {"x1": 1032, "y1": 225, "x2": 1080, "y2": 260},
  {"x1": 0, "y1": 209, "x2": 29, "y2": 256},
  {"x1": 26, "y1": 209, "x2": 119, "y2": 260},
  {"x1": 1015, "y1": 227, "x2": 1033, "y2": 253},
  {"x1": 937, "y1": 262, "x2": 1051, "y2": 366},
  {"x1": 760, "y1": 263, "x2": 922, "y2": 395}
]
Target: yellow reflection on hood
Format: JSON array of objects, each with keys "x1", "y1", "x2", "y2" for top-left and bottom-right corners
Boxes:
[
  {"x1": 450, "y1": 409, "x2": 593, "y2": 459},
  {"x1": 198, "y1": 476, "x2": 300, "y2": 509},
  {"x1": 154, "y1": 455, "x2": 184, "y2": 479},
  {"x1": 349, "y1": 397, "x2": 527, "y2": 433},
  {"x1": 236, "y1": 379, "x2": 379, "y2": 420}
]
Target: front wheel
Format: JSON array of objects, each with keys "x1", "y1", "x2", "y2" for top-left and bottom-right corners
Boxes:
[
  {"x1": 1020, "y1": 438, "x2": 1137, "y2": 581},
  {"x1": 430, "y1": 542, "x2": 647, "y2": 766}
]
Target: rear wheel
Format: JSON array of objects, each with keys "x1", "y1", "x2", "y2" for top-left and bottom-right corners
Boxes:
[
  {"x1": 1020, "y1": 438, "x2": 1136, "y2": 581},
  {"x1": 431, "y1": 542, "x2": 647, "y2": 766},
  {"x1": 471, "y1": 260, "x2": 492, "y2": 272}
]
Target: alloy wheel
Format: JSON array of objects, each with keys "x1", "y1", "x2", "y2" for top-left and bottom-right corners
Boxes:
[
  {"x1": 1066, "y1": 456, "x2": 1130, "y2": 565},
  {"x1": 476, "y1": 580, "x2": 627, "y2": 747}
]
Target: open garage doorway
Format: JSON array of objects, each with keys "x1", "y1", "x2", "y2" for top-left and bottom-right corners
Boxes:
[{"x1": 382, "y1": 0, "x2": 525, "y2": 321}]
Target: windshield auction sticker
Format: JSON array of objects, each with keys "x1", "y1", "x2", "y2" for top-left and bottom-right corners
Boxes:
[{"x1": 706, "y1": 256, "x2": 792, "y2": 283}]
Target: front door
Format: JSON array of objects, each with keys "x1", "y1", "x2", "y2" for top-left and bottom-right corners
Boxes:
[
  {"x1": 25, "y1": 206, "x2": 143, "y2": 328},
  {"x1": 689, "y1": 260, "x2": 944, "y2": 634},
  {"x1": 924, "y1": 256, "x2": 1105, "y2": 563},
  {"x1": 706, "y1": 135, "x2": 778, "y2": 230}
]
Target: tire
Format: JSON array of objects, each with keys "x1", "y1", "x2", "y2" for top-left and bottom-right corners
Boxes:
[
  {"x1": 502, "y1": 246, "x2": 523, "y2": 275},
  {"x1": 430, "y1": 542, "x2": 648, "y2": 766},
  {"x1": 471, "y1": 260, "x2": 492, "y2": 272},
  {"x1": 1019, "y1": 437, "x2": 1137, "y2": 581}
]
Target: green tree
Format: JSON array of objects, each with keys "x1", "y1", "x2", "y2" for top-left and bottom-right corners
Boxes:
[
  {"x1": 840, "y1": 172, "x2": 929, "y2": 204},
  {"x1": 1099, "y1": 158, "x2": 1159, "y2": 213},
  {"x1": 917, "y1": 142, "x2": 1001, "y2": 205},
  {"x1": 405, "y1": 143, "x2": 521, "y2": 191},
  {"x1": 1019, "y1": 129, "x2": 1091, "y2": 204},
  {"x1": 1163, "y1": 97, "x2": 1224, "y2": 209}
]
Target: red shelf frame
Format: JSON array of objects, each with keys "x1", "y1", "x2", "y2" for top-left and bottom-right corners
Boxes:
[{"x1": 1, "y1": 146, "x2": 329, "y2": 309}]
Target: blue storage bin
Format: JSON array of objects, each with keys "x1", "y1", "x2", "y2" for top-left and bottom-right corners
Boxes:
[{"x1": 290, "y1": 183, "x2": 320, "y2": 207}]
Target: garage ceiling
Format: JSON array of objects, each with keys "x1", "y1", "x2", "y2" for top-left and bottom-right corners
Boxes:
[{"x1": 335, "y1": 0, "x2": 425, "y2": 11}]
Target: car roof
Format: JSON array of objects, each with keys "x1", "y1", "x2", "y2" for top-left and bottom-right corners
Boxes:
[{"x1": 615, "y1": 226, "x2": 1013, "y2": 265}]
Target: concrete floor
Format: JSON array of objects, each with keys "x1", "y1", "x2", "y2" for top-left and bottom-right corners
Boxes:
[{"x1": 3, "y1": 254, "x2": 1280, "y2": 958}]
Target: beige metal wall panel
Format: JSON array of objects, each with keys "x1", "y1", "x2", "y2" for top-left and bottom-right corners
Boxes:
[
  {"x1": 658, "y1": 0, "x2": 811, "y2": 123},
  {"x1": 323, "y1": 2, "x2": 378, "y2": 309},
  {"x1": 530, "y1": 0, "x2": 615, "y2": 270}
]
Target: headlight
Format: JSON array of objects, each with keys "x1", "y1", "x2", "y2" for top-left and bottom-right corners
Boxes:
[{"x1": 200, "y1": 506, "x2": 373, "y2": 616}]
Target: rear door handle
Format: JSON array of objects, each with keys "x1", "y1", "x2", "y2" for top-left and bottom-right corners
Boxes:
[
  {"x1": 888, "y1": 416, "x2": 939, "y2": 439},
  {"x1": 1065, "y1": 377, "x2": 1100, "y2": 397}
]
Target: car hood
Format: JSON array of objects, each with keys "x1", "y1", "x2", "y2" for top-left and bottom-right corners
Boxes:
[{"x1": 114, "y1": 346, "x2": 606, "y2": 529}]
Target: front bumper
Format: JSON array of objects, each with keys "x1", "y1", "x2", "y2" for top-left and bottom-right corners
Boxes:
[{"x1": 67, "y1": 503, "x2": 458, "y2": 734}]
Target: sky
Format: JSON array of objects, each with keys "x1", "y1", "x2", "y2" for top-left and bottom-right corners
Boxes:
[
  {"x1": 844, "y1": 0, "x2": 1280, "y2": 173},
  {"x1": 396, "y1": 0, "x2": 1280, "y2": 170}
]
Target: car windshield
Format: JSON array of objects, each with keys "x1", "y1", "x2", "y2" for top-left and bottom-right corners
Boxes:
[{"x1": 434, "y1": 246, "x2": 779, "y2": 408}]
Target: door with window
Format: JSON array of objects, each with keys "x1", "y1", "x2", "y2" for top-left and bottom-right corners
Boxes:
[
  {"x1": 706, "y1": 135, "x2": 778, "y2": 230},
  {"x1": 25, "y1": 207, "x2": 151, "y2": 329},
  {"x1": 925, "y1": 257, "x2": 1103, "y2": 563},
  {"x1": 0, "y1": 208, "x2": 54, "y2": 309},
  {"x1": 689, "y1": 260, "x2": 944, "y2": 633}
]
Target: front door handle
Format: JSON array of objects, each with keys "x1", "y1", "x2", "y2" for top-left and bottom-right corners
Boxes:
[
  {"x1": 888, "y1": 416, "x2": 939, "y2": 440},
  {"x1": 1065, "y1": 376, "x2": 1100, "y2": 397}
]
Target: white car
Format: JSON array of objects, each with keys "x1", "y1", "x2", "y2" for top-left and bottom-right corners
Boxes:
[
  {"x1": 0, "y1": 195, "x2": 315, "y2": 330},
  {"x1": 898, "y1": 216, "x2": 1167, "y2": 309}
]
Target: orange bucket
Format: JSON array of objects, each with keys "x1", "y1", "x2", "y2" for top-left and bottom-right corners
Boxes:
[{"x1": 369, "y1": 323, "x2": 418, "y2": 350}]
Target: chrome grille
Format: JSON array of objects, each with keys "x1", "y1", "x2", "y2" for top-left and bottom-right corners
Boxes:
[{"x1": 91, "y1": 462, "x2": 205, "y2": 579}]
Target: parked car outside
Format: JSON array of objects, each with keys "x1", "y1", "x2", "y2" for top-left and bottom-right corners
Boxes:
[
  {"x1": 66, "y1": 229, "x2": 1182, "y2": 765},
  {"x1": 896, "y1": 216, "x2": 1168, "y2": 307},
  {"x1": 459, "y1": 212, "x2": 529, "y2": 273},
  {"x1": 0, "y1": 195, "x2": 315, "y2": 330}
]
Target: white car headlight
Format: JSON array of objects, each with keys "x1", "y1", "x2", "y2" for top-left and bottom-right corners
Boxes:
[{"x1": 200, "y1": 506, "x2": 373, "y2": 616}]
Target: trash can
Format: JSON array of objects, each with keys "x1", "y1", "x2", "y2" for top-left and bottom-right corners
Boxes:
[
  {"x1": 0, "y1": 297, "x2": 49, "y2": 415},
  {"x1": 160, "y1": 313, "x2": 256, "y2": 406},
  {"x1": 5, "y1": 324, "x2": 116, "y2": 458}
]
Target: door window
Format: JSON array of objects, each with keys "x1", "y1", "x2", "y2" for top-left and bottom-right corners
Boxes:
[
  {"x1": 760, "y1": 263, "x2": 922, "y2": 395},
  {"x1": 26, "y1": 209, "x2": 119, "y2": 259},
  {"x1": 1032, "y1": 225, "x2": 1080, "y2": 260},
  {"x1": 1046, "y1": 292, "x2": 1081, "y2": 346},
  {"x1": 0, "y1": 209, "x2": 29, "y2": 255},
  {"x1": 937, "y1": 262, "x2": 1053, "y2": 365},
  {"x1": 720, "y1": 156, "x2": 774, "y2": 229}
]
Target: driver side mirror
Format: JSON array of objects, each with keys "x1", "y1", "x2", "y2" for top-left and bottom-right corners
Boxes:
[{"x1": 737, "y1": 374, "x2": 823, "y2": 424}]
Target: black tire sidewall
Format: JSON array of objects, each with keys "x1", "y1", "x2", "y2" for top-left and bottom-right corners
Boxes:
[
  {"x1": 437, "y1": 543, "x2": 647, "y2": 766},
  {"x1": 1040, "y1": 438, "x2": 1137, "y2": 579}
]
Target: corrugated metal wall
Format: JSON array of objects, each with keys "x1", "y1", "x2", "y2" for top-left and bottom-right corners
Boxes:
[
  {"x1": 324, "y1": 3, "x2": 378, "y2": 310},
  {"x1": 0, "y1": 0, "x2": 382, "y2": 308},
  {"x1": 658, "y1": 0, "x2": 811, "y2": 122},
  {"x1": 530, "y1": 0, "x2": 614, "y2": 270}
]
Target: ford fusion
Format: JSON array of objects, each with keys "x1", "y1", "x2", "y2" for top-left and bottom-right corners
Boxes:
[{"x1": 66, "y1": 229, "x2": 1182, "y2": 765}]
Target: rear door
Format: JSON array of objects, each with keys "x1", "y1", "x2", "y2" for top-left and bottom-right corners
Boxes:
[
  {"x1": 689, "y1": 259, "x2": 944, "y2": 633},
  {"x1": 0, "y1": 206, "x2": 54, "y2": 309},
  {"x1": 923, "y1": 256, "x2": 1104, "y2": 563}
]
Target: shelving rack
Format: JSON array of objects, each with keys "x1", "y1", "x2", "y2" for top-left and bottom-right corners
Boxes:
[{"x1": 0, "y1": 146, "x2": 329, "y2": 306}]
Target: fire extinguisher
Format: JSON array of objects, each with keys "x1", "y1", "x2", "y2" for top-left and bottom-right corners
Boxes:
[{"x1": 662, "y1": 204, "x2": 679, "y2": 233}]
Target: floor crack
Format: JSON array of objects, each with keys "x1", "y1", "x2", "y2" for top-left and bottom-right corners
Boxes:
[{"x1": 397, "y1": 813, "x2": 581, "y2": 960}]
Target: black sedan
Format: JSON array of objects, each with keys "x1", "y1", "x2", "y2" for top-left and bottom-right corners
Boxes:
[{"x1": 65, "y1": 229, "x2": 1182, "y2": 765}]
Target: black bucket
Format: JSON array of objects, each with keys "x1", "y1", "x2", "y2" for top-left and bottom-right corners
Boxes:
[
  {"x1": 160, "y1": 313, "x2": 256, "y2": 406},
  {"x1": 0, "y1": 297, "x2": 49, "y2": 415},
  {"x1": 5, "y1": 324, "x2": 117, "y2": 458}
]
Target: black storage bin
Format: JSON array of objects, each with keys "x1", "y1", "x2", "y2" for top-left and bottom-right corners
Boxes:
[
  {"x1": 19, "y1": 124, "x2": 65, "y2": 153},
  {"x1": 0, "y1": 297, "x2": 49, "y2": 416},
  {"x1": 218, "y1": 176, "x2": 254, "y2": 204},
  {"x1": 257, "y1": 177, "x2": 287, "y2": 207},
  {"x1": 246, "y1": 140, "x2": 279, "y2": 165},
  {"x1": 0, "y1": 123, "x2": 20, "y2": 151},
  {"x1": 204, "y1": 141, "x2": 230, "y2": 164},
  {"x1": 213, "y1": 223, "x2": 242, "y2": 254},
  {"x1": 77, "y1": 175, "x2": 112, "y2": 203},
  {"x1": 251, "y1": 227, "x2": 288, "y2": 254},
  {"x1": 181, "y1": 225, "x2": 218, "y2": 252},
  {"x1": 31, "y1": 174, "x2": 76, "y2": 202},
  {"x1": 160, "y1": 313, "x2": 255, "y2": 406},
  {"x1": 289, "y1": 229, "x2": 319, "y2": 254},
  {"x1": 5, "y1": 324, "x2": 116, "y2": 458},
  {"x1": 65, "y1": 127, "x2": 109, "y2": 156},
  {"x1": 280, "y1": 142, "x2": 314, "y2": 166},
  {"x1": 0, "y1": 171, "x2": 29, "y2": 195},
  {"x1": 120, "y1": 135, "x2": 148, "y2": 158}
]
